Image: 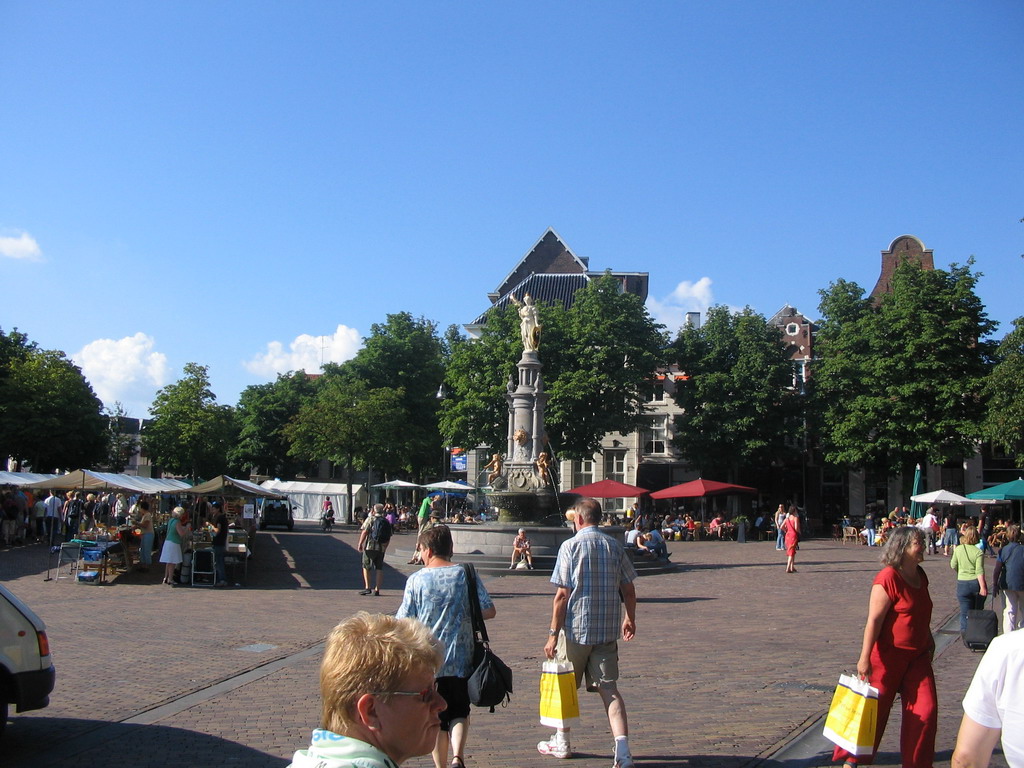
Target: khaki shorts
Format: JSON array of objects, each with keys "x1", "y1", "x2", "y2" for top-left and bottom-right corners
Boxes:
[{"x1": 556, "y1": 632, "x2": 619, "y2": 691}]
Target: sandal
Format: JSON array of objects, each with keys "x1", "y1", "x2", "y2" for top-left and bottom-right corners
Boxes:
[{"x1": 451, "y1": 758, "x2": 465, "y2": 768}]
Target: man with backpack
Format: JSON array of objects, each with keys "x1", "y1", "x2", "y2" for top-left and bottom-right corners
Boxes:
[{"x1": 357, "y1": 503, "x2": 393, "y2": 596}]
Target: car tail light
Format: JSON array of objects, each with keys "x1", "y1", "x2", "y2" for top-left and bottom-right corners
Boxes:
[{"x1": 37, "y1": 630, "x2": 50, "y2": 658}]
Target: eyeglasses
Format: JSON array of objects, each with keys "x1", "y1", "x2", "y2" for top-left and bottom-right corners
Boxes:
[{"x1": 371, "y1": 681, "x2": 439, "y2": 703}]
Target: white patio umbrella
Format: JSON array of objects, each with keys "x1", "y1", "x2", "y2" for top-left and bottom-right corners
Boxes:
[
  {"x1": 422, "y1": 480, "x2": 476, "y2": 517},
  {"x1": 371, "y1": 479, "x2": 421, "y2": 506},
  {"x1": 422, "y1": 480, "x2": 476, "y2": 492},
  {"x1": 909, "y1": 489, "x2": 973, "y2": 505}
]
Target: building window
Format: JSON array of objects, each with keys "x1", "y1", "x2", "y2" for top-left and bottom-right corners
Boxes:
[
  {"x1": 572, "y1": 459, "x2": 594, "y2": 489},
  {"x1": 644, "y1": 380, "x2": 665, "y2": 402},
  {"x1": 791, "y1": 360, "x2": 806, "y2": 393},
  {"x1": 604, "y1": 450, "x2": 626, "y2": 482},
  {"x1": 643, "y1": 417, "x2": 667, "y2": 455}
]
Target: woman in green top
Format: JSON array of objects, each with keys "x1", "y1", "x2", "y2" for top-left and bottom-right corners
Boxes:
[
  {"x1": 159, "y1": 507, "x2": 191, "y2": 585},
  {"x1": 951, "y1": 525, "x2": 988, "y2": 633}
]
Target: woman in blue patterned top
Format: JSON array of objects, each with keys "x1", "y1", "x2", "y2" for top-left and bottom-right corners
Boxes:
[{"x1": 397, "y1": 524, "x2": 496, "y2": 768}]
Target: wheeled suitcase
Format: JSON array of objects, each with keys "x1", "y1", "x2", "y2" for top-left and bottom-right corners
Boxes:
[{"x1": 962, "y1": 608, "x2": 998, "y2": 652}]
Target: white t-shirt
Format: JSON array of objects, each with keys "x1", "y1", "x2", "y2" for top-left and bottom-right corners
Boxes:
[
  {"x1": 918, "y1": 513, "x2": 937, "y2": 530},
  {"x1": 961, "y1": 629, "x2": 1024, "y2": 767}
]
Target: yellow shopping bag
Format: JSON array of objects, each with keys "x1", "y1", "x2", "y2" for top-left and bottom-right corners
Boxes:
[
  {"x1": 539, "y1": 661, "x2": 579, "y2": 728},
  {"x1": 822, "y1": 674, "x2": 879, "y2": 756}
]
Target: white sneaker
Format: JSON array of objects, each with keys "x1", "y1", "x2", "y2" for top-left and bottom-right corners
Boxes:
[{"x1": 537, "y1": 736, "x2": 572, "y2": 759}]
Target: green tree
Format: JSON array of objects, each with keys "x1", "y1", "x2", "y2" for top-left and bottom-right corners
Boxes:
[
  {"x1": 287, "y1": 372, "x2": 406, "y2": 519},
  {"x1": 440, "y1": 274, "x2": 667, "y2": 461},
  {"x1": 345, "y1": 313, "x2": 446, "y2": 477},
  {"x1": 440, "y1": 306, "x2": 521, "y2": 457},
  {"x1": 143, "y1": 363, "x2": 236, "y2": 481},
  {"x1": 668, "y1": 306, "x2": 797, "y2": 480},
  {"x1": 812, "y1": 260, "x2": 996, "y2": 475},
  {"x1": 229, "y1": 371, "x2": 319, "y2": 477},
  {"x1": 0, "y1": 337, "x2": 108, "y2": 472},
  {"x1": 546, "y1": 275, "x2": 667, "y2": 459},
  {"x1": 982, "y1": 316, "x2": 1024, "y2": 461},
  {"x1": 104, "y1": 402, "x2": 139, "y2": 473}
]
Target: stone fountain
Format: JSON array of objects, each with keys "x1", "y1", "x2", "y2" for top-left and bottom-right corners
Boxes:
[{"x1": 444, "y1": 294, "x2": 577, "y2": 567}]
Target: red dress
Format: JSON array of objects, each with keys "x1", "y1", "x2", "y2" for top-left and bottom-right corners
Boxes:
[
  {"x1": 833, "y1": 566, "x2": 936, "y2": 768},
  {"x1": 783, "y1": 518, "x2": 799, "y2": 556}
]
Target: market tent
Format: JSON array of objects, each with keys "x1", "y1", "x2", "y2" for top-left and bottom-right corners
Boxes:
[
  {"x1": 183, "y1": 475, "x2": 285, "y2": 498},
  {"x1": 566, "y1": 478, "x2": 650, "y2": 498},
  {"x1": 23, "y1": 469, "x2": 191, "y2": 494},
  {"x1": 260, "y1": 479, "x2": 364, "y2": 520},
  {"x1": 0, "y1": 471, "x2": 60, "y2": 486}
]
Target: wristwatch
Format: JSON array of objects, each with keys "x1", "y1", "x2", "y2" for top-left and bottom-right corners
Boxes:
[{"x1": 548, "y1": 629, "x2": 558, "y2": 636}]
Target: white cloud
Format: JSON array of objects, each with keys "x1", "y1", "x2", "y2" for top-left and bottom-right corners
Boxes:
[
  {"x1": 73, "y1": 333, "x2": 170, "y2": 415},
  {"x1": 0, "y1": 231, "x2": 42, "y2": 261},
  {"x1": 647, "y1": 277, "x2": 715, "y2": 334},
  {"x1": 244, "y1": 324, "x2": 362, "y2": 378}
]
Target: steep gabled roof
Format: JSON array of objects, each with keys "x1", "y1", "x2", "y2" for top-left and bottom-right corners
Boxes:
[
  {"x1": 492, "y1": 227, "x2": 589, "y2": 301},
  {"x1": 472, "y1": 273, "x2": 591, "y2": 325}
]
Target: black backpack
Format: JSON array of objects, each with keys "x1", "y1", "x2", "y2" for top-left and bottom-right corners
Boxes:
[{"x1": 368, "y1": 515, "x2": 392, "y2": 545}]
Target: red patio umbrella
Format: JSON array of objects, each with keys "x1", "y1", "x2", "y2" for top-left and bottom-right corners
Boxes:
[
  {"x1": 566, "y1": 478, "x2": 650, "y2": 498},
  {"x1": 649, "y1": 478, "x2": 757, "y2": 499}
]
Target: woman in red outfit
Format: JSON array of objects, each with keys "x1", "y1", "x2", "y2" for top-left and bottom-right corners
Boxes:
[
  {"x1": 782, "y1": 507, "x2": 801, "y2": 573},
  {"x1": 834, "y1": 526, "x2": 936, "y2": 768}
]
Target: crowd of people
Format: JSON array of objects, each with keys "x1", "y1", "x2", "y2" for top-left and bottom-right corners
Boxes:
[
  {"x1": 1, "y1": 485, "x2": 136, "y2": 547},
  {"x1": 0, "y1": 484, "x2": 252, "y2": 588}
]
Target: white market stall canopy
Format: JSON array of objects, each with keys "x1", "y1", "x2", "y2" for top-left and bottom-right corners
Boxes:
[
  {"x1": 23, "y1": 469, "x2": 192, "y2": 494},
  {"x1": 184, "y1": 475, "x2": 285, "y2": 498},
  {"x1": 260, "y1": 479, "x2": 365, "y2": 520},
  {"x1": 0, "y1": 471, "x2": 61, "y2": 486}
]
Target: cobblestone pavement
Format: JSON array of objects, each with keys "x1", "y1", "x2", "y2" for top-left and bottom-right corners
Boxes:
[{"x1": 0, "y1": 527, "x2": 1007, "y2": 768}]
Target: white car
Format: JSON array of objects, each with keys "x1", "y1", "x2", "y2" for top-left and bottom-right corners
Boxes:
[{"x1": 0, "y1": 584, "x2": 55, "y2": 736}]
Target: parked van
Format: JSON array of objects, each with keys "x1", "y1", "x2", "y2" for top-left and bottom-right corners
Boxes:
[{"x1": 0, "y1": 584, "x2": 55, "y2": 736}]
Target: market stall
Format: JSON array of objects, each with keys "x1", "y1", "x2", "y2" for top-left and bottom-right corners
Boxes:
[
  {"x1": 180, "y1": 476, "x2": 287, "y2": 585},
  {"x1": 24, "y1": 470, "x2": 193, "y2": 582},
  {"x1": 259, "y1": 479, "x2": 364, "y2": 521}
]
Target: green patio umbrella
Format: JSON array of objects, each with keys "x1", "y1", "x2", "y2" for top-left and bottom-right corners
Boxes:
[
  {"x1": 966, "y1": 478, "x2": 1024, "y2": 523},
  {"x1": 965, "y1": 477, "x2": 1024, "y2": 501},
  {"x1": 908, "y1": 464, "x2": 923, "y2": 520}
]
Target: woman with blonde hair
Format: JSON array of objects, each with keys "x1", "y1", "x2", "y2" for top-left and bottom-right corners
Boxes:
[
  {"x1": 159, "y1": 507, "x2": 191, "y2": 585},
  {"x1": 287, "y1": 612, "x2": 446, "y2": 768},
  {"x1": 951, "y1": 525, "x2": 988, "y2": 634}
]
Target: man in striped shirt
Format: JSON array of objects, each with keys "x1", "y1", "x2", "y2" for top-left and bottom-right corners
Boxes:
[{"x1": 539, "y1": 497, "x2": 638, "y2": 768}]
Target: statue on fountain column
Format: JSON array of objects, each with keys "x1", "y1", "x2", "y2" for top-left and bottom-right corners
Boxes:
[{"x1": 510, "y1": 293, "x2": 541, "y2": 352}]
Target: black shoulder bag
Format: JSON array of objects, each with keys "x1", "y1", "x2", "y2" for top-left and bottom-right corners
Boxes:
[{"x1": 462, "y1": 563, "x2": 513, "y2": 712}]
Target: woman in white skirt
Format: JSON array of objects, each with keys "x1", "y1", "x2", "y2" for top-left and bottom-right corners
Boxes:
[{"x1": 159, "y1": 507, "x2": 191, "y2": 585}]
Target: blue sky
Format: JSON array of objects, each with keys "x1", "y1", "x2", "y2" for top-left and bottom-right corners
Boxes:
[{"x1": 2, "y1": 1, "x2": 1021, "y2": 418}]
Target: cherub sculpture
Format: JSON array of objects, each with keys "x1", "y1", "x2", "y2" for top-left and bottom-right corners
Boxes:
[{"x1": 484, "y1": 453, "x2": 504, "y2": 485}]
